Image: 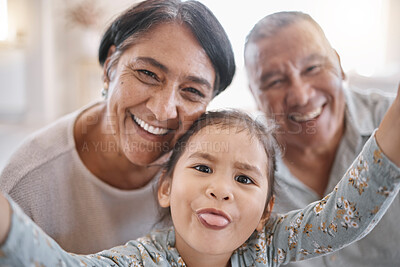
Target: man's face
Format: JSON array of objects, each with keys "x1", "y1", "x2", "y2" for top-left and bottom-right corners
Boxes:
[{"x1": 245, "y1": 21, "x2": 346, "y2": 150}]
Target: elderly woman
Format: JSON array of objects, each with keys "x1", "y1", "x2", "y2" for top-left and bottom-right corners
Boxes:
[{"x1": 0, "y1": 0, "x2": 235, "y2": 254}]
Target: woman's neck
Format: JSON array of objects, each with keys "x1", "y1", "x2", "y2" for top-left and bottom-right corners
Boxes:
[{"x1": 74, "y1": 103, "x2": 161, "y2": 190}]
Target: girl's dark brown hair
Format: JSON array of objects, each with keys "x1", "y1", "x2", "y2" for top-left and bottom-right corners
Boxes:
[{"x1": 157, "y1": 109, "x2": 280, "y2": 226}]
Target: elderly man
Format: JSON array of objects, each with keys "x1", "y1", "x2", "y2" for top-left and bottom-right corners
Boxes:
[{"x1": 244, "y1": 11, "x2": 397, "y2": 267}]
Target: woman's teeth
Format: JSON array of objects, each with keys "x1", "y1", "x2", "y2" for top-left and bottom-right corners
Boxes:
[
  {"x1": 133, "y1": 116, "x2": 169, "y2": 135},
  {"x1": 290, "y1": 107, "x2": 322, "y2": 122}
]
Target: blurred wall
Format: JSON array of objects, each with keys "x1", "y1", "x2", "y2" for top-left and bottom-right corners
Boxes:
[
  {"x1": 0, "y1": 0, "x2": 139, "y2": 125},
  {"x1": 1, "y1": 0, "x2": 399, "y2": 126}
]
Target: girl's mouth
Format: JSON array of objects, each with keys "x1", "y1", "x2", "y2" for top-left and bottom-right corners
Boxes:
[{"x1": 196, "y1": 208, "x2": 232, "y2": 230}]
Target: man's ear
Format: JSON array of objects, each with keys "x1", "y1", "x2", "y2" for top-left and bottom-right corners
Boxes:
[
  {"x1": 256, "y1": 195, "x2": 275, "y2": 232},
  {"x1": 248, "y1": 85, "x2": 263, "y2": 112},
  {"x1": 158, "y1": 175, "x2": 172, "y2": 208},
  {"x1": 333, "y1": 49, "x2": 346, "y2": 81}
]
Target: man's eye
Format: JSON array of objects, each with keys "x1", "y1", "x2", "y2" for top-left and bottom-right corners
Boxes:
[
  {"x1": 193, "y1": 165, "x2": 212, "y2": 173},
  {"x1": 267, "y1": 79, "x2": 283, "y2": 89},
  {"x1": 235, "y1": 175, "x2": 254, "y2": 184},
  {"x1": 305, "y1": 65, "x2": 321, "y2": 74}
]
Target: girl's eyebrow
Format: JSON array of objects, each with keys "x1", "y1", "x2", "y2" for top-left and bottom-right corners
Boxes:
[
  {"x1": 234, "y1": 162, "x2": 262, "y2": 177},
  {"x1": 188, "y1": 152, "x2": 216, "y2": 162}
]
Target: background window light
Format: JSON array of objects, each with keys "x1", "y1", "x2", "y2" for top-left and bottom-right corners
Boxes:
[{"x1": 0, "y1": 0, "x2": 8, "y2": 41}]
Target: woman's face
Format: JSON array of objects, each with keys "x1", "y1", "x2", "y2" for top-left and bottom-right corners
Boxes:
[
  {"x1": 105, "y1": 23, "x2": 215, "y2": 165},
  {"x1": 158, "y1": 125, "x2": 271, "y2": 260}
]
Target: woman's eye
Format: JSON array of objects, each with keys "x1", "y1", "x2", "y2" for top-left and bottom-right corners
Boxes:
[
  {"x1": 193, "y1": 165, "x2": 212, "y2": 173},
  {"x1": 138, "y1": 70, "x2": 159, "y2": 81},
  {"x1": 183, "y1": 87, "x2": 205, "y2": 98},
  {"x1": 235, "y1": 175, "x2": 254, "y2": 184}
]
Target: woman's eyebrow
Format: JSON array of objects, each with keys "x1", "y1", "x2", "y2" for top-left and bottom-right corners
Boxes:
[
  {"x1": 134, "y1": 57, "x2": 169, "y2": 72},
  {"x1": 187, "y1": 76, "x2": 212, "y2": 90}
]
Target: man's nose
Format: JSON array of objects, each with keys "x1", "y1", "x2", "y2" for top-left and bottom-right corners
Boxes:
[
  {"x1": 146, "y1": 85, "x2": 179, "y2": 121},
  {"x1": 286, "y1": 75, "x2": 313, "y2": 107}
]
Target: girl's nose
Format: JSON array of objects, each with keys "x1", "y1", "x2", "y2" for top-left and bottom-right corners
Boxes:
[{"x1": 206, "y1": 185, "x2": 234, "y2": 202}]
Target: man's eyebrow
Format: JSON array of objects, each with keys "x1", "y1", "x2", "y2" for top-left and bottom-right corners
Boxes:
[
  {"x1": 134, "y1": 57, "x2": 169, "y2": 72},
  {"x1": 188, "y1": 152, "x2": 216, "y2": 162},
  {"x1": 260, "y1": 70, "x2": 281, "y2": 84},
  {"x1": 302, "y1": 53, "x2": 326, "y2": 64},
  {"x1": 234, "y1": 162, "x2": 263, "y2": 177}
]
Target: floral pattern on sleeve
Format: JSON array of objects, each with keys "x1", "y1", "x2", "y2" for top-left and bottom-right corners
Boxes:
[
  {"x1": 1, "y1": 135, "x2": 399, "y2": 267},
  {"x1": 247, "y1": 136, "x2": 400, "y2": 266}
]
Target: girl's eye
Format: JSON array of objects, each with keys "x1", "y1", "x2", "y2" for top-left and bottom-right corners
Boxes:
[
  {"x1": 193, "y1": 165, "x2": 212, "y2": 173},
  {"x1": 235, "y1": 175, "x2": 254, "y2": 184}
]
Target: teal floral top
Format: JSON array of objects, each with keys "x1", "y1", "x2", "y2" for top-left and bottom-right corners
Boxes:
[{"x1": 1, "y1": 135, "x2": 400, "y2": 266}]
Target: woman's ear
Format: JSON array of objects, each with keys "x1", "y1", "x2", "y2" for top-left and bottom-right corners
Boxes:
[
  {"x1": 256, "y1": 195, "x2": 275, "y2": 232},
  {"x1": 158, "y1": 175, "x2": 172, "y2": 208},
  {"x1": 102, "y1": 45, "x2": 116, "y2": 83}
]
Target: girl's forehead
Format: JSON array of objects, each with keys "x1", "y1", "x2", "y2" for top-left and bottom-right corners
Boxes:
[
  {"x1": 191, "y1": 124, "x2": 247, "y2": 141},
  {"x1": 185, "y1": 124, "x2": 264, "y2": 157}
]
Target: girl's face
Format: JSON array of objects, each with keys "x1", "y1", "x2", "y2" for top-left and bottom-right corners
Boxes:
[
  {"x1": 158, "y1": 125, "x2": 272, "y2": 260},
  {"x1": 105, "y1": 22, "x2": 215, "y2": 166}
]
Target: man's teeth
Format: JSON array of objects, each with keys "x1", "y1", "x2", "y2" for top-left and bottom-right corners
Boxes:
[
  {"x1": 133, "y1": 116, "x2": 169, "y2": 135},
  {"x1": 290, "y1": 107, "x2": 322, "y2": 122}
]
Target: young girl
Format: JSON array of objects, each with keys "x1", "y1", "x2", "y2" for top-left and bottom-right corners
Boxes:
[{"x1": 0, "y1": 94, "x2": 400, "y2": 266}]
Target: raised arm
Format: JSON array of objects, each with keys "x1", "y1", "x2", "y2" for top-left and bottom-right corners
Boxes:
[
  {"x1": 245, "y1": 85, "x2": 400, "y2": 265},
  {"x1": 376, "y1": 84, "x2": 400, "y2": 166},
  {"x1": 0, "y1": 194, "x2": 171, "y2": 266},
  {"x1": 0, "y1": 193, "x2": 11, "y2": 245}
]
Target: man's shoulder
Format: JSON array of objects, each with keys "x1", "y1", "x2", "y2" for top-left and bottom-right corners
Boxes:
[
  {"x1": 346, "y1": 86, "x2": 395, "y2": 110},
  {"x1": 345, "y1": 86, "x2": 395, "y2": 133}
]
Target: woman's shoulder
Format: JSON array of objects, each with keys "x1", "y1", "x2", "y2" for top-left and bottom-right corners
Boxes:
[{"x1": 0, "y1": 102, "x2": 102, "y2": 193}]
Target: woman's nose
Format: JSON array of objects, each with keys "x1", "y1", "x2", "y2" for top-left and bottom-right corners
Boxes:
[{"x1": 146, "y1": 86, "x2": 179, "y2": 121}]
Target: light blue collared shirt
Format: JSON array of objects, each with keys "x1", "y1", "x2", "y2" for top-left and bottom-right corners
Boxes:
[{"x1": 274, "y1": 86, "x2": 397, "y2": 267}]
